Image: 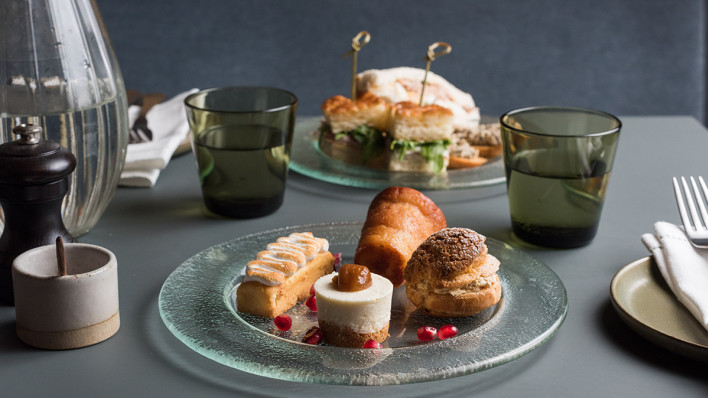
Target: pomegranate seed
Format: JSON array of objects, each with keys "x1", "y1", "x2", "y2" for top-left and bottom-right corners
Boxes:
[
  {"x1": 438, "y1": 324, "x2": 458, "y2": 340},
  {"x1": 273, "y1": 314, "x2": 292, "y2": 331},
  {"x1": 305, "y1": 295, "x2": 317, "y2": 311},
  {"x1": 417, "y1": 326, "x2": 437, "y2": 341},
  {"x1": 309, "y1": 284, "x2": 315, "y2": 296},
  {"x1": 302, "y1": 326, "x2": 323, "y2": 345},
  {"x1": 363, "y1": 339, "x2": 382, "y2": 349}
]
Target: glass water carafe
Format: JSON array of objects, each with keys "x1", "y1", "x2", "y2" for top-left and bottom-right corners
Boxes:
[{"x1": 0, "y1": 0, "x2": 128, "y2": 236}]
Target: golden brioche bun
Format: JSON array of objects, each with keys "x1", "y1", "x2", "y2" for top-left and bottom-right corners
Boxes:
[{"x1": 355, "y1": 187, "x2": 446, "y2": 288}]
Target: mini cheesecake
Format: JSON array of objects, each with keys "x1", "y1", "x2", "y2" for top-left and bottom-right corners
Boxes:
[{"x1": 314, "y1": 265, "x2": 393, "y2": 348}]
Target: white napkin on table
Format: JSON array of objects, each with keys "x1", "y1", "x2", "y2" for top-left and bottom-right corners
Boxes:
[
  {"x1": 641, "y1": 221, "x2": 708, "y2": 331},
  {"x1": 119, "y1": 89, "x2": 199, "y2": 187}
]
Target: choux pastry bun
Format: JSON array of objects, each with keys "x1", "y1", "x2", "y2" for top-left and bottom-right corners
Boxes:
[{"x1": 404, "y1": 227, "x2": 502, "y2": 317}]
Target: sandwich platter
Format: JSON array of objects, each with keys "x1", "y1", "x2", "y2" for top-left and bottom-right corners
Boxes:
[
  {"x1": 289, "y1": 116, "x2": 506, "y2": 191},
  {"x1": 159, "y1": 222, "x2": 567, "y2": 385}
]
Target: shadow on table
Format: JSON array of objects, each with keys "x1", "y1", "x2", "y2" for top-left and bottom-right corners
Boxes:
[
  {"x1": 0, "y1": 317, "x2": 33, "y2": 354},
  {"x1": 140, "y1": 288, "x2": 552, "y2": 397},
  {"x1": 598, "y1": 300, "x2": 708, "y2": 382}
]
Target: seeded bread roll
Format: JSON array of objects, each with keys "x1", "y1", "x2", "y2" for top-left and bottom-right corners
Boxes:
[
  {"x1": 354, "y1": 187, "x2": 447, "y2": 287},
  {"x1": 404, "y1": 227, "x2": 502, "y2": 317}
]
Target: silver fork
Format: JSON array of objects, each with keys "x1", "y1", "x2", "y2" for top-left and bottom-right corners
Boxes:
[
  {"x1": 128, "y1": 92, "x2": 166, "y2": 144},
  {"x1": 673, "y1": 176, "x2": 708, "y2": 247}
]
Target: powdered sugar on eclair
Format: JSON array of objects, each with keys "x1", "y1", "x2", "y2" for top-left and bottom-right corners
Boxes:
[{"x1": 244, "y1": 232, "x2": 329, "y2": 286}]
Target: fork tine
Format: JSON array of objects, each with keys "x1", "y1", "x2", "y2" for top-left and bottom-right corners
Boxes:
[
  {"x1": 134, "y1": 127, "x2": 151, "y2": 142},
  {"x1": 690, "y1": 176, "x2": 708, "y2": 229},
  {"x1": 673, "y1": 177, "x2": 695, "y2": 231},
  {"x1": 681, "y1": 176, "x2": 703, "y2": 230},
  {"x1": 698, "y1": 176, "x2": 708, "y2": 216}
]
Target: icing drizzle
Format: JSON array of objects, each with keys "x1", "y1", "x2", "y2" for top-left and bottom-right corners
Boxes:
[{"x1": 243, "y1": 232, "x2": 329, "y2": 286}]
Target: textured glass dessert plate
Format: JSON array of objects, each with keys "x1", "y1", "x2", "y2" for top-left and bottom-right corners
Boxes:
[
  {"x1": 159, "y1": 222, "x2": 568, "y2": 385},
  {"x1": 289, "y1": 116, "x2": 505, "y2": 190}
]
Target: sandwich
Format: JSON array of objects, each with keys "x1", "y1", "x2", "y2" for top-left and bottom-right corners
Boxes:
[
  {"x1": 387, "y1": 101, "x2": 454, "y2": 173},
  {"x1": 319, "y1": 92, "x2": 389, "y2": 168},
  {"x1": 319, "y1": 67, "x2": 499, "y2": 173}
]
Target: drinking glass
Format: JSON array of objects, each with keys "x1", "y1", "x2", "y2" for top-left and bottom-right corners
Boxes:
[
  {"x1": 184, "y1": 87, "x2": 297, "y2": 218},
  {"x1": 500, "y1": 107, "x2": 621, "y2": 248}
]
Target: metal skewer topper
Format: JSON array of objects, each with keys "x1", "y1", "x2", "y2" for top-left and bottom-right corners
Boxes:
[
  {"x1": 344, "y1": 31, "x2": 371, "y2": 99},
  {"x1": 419, "y1": 42, "x2": 452, "y2": 105}
]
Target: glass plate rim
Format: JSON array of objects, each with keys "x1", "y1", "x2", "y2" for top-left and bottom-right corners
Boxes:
[
  {"x1": 159, "y1": 221, "x2": 568, "y2": 385},
  {"x1": 288, "y1": 116, "x2": 506, "y2": 190}
]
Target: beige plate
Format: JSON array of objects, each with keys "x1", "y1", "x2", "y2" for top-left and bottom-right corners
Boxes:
[{"x1": 610, "y1": 256, "x2": 708, "y2": 362}]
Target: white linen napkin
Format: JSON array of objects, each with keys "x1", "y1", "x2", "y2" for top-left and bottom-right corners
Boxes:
[
  {"x1": 119, "y1": 88, "x2": 198, "y2": 187},
  {"x1": 641, "y1": 221, "x2": 708, "y2": 331}
]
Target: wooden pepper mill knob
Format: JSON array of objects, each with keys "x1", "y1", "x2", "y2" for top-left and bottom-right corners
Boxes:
[{"x1": 0, "y1": 124, "x2": 77, "y2": 305}]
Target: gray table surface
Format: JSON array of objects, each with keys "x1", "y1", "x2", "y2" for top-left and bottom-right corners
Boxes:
[{"x1": 1, "y1": 116, "x2": 706, "y2": 397}]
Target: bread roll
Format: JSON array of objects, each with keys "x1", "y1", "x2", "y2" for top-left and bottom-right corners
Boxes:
[
  {"x1": 404, "y1": 228, "x2": 502, "y2": 317},
  {"x1": 356, "y1": 67, "x2": 481, "y2": 132},
  {"x1": 388, "y1": 101, "x2": 453, "y2": 142},
  {"x1": 321, "y1": 92, "x2": 390, "y2": 134},
  {"x1": 354, "y1": 187, "x2": 446, "y2": 287}
]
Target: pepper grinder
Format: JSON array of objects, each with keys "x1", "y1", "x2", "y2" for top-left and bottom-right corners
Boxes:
[{"x1": 0, "y1": 124, "x2": 76, "y2": 305}]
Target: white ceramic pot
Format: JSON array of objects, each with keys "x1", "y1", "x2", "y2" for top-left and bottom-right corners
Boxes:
[{"x1": 12, "y1": 243, "x2": 120, "y2": 349}]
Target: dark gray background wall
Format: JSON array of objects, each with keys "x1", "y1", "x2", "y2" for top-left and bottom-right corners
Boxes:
[{"x1": 95, "y1": 0, "x2": 707, "y2": 123}]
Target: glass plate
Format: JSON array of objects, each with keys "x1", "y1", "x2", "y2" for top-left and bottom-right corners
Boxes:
[
  {"x1": 159, "y1": 222, "x2": 567, "y2": 385},
  {"x1": 289, "y1": 116, "x2": 506, "y2": 190}
]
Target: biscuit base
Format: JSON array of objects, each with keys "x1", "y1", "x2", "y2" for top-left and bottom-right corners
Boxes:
[
  {"x1": 318, "y1": 319, "x2": 389, "y2": 348},
  {"x1": 236, "y1": 252, "x2": 334, "y2": 318},
  {"x1": 406, "y1": 274, "x2": 502, "y2": 318}
]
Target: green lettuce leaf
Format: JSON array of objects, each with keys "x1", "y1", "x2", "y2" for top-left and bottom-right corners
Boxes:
[
  {"x1": 390, "y1": 139, "x2": 451, "y2": 173},
  {"x1": 329, "y1": 124, "x2": 385, "y2": 164}
]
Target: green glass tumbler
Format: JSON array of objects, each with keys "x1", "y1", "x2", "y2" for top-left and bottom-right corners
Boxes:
[
  {"x1": 500, "y1": 107, "x2": 621, "y2": 248},
  {"x1": 184, "y1": 87, "x2": 298, "y2": 218}
]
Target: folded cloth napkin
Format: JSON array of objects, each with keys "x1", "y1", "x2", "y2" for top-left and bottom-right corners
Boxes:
[
  {"x1": 119, "y1": 88, "x2": 199, "y2": 187},
  {"x1": 642, "y1": 221, "x2": 708, "y2": 331}
]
